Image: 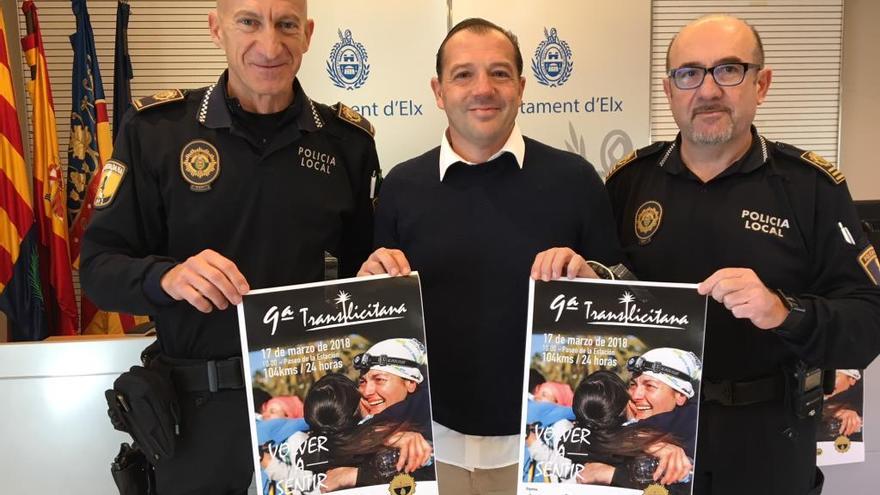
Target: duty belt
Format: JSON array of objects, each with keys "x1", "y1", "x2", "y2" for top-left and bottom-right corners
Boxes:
[
  {"x1": 701, "y1": 374, "x2": 785, "y2": 406},
  {"x1": 160, "y1": 356, "x2": 245, "y2": 393}
]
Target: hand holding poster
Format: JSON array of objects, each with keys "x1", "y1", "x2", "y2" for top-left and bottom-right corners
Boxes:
[
  {"x1": 237, "y1": 274, "x2": 437, "y2": 495},
  {"x1": 521, "y1": 279, "x2": 707, "y2": 495}
]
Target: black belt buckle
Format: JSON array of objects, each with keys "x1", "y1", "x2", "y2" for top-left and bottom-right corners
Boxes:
[{"x1": 206, "y1": 360, "x2": 219, "y2": 393}]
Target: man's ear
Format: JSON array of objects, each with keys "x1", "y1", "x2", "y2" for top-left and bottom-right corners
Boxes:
[
  {"x1": 430, "y1": 77, "x2": 444, "y2": 110},
  {"x1": 208, "y1": 10, "x2": 224, "y2": 49},
  {"x1": 755, "y1": 67, "x2": 772, "y2": 106},
  {"x1": 405, "y1": 380, "x2": 417, "y2": 393}
]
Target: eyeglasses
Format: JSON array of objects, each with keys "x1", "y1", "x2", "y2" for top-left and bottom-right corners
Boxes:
[{"x1": 668, "y1": 63, "x2": 763, "y2": 90}]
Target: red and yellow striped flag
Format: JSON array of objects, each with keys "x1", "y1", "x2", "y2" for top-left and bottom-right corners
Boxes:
[
  {"x1": 21, "y1": 0, "x2": 78, "y2": 336},
  {"x1": 0, "y1": 9, "x2": 47, "y2": 341}
]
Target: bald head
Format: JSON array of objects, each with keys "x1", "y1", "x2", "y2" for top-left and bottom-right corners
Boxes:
[
  {"x1": 215, "y1": 0, "x2": 308, "y2": 17},
  {"x1": 666, "y1": 15, "x2": 764, "y2": 71}
]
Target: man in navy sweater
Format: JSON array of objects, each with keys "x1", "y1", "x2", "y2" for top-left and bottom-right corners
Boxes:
[{"x1": 357, "y1": 18, "x2": 623, "y2": 494}]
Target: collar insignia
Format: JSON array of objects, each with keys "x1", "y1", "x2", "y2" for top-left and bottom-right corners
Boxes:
[{"x1": 180, "y1": 140, "x2": 220, "y2": 191}]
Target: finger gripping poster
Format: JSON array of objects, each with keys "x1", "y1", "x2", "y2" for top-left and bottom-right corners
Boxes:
[
  {"x1": 521, "y1": 279, "x2": 707, "y2": 495},
  {"x1": 238, "y1": 274, "x2": 437, "y2": 495}
]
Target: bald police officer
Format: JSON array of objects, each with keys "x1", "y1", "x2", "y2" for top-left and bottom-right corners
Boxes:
[
  {"x1": 605, "y1": 15, "x2": 880, "y2": 495},
  {"x1": 81, "y1": 1, "x2": 379, "y2": 493}
]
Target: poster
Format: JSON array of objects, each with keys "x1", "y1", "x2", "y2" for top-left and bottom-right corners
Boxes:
[
  {"x1": 817, "y1": 369, "x2": 865, "y2": 466},
  {"x1": 237, "y1": 274, "x2": 437, "y2": 495},
  {"x1": 521, "y1": 279, "x2": 707, "y2": 495}
]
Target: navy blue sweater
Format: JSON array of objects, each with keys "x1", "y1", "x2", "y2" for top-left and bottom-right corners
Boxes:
[{"x1": 375, "y1": 137, "x2": 622, "y2": 435}]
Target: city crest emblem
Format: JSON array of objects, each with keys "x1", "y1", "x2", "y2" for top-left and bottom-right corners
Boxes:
[
  {"x1": 531, "y1": 27, "x2": 574, "y2": 87},
  {"x1": 327, "y1": 29, "x2": 370, "y2": 90},
  {"x1": 180, "y1": 140, "x2": 220, "y2": 191},
  {"x1": 635, "y1": 201, "x2": 663, "y2": 245}
]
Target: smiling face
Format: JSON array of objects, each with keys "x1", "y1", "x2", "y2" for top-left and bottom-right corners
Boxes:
[
  {"x1": 430, "y1": 28, "x2": 525, "y2": 163},
  {"x1": 627, "y1": 374, "x2": 687, "y2": 420},
  {"x1": 357, "y1": 369, "x2": 417, "y2": 417},
  {"x1": 209, "y1": 0, "x2": 314, "y2": 113},
  {"x1": 663, "y1": 16, "x2": 770, "y2": 149}
]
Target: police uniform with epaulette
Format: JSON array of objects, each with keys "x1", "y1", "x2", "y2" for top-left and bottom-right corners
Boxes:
[
  {"x1": 605, "y1": 127, "x2": 880, "y2": 495},
  {"x1": 80, "y1": 72, "x2": 380, "y2": 493}
]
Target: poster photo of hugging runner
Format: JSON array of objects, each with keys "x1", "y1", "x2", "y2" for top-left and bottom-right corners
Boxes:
[
  {"x1": 521, "y1": 278, "x2": 708, "y2": 495},
  {"x1": 238, "y1": 274, "x2": 436, "y2": 495}
]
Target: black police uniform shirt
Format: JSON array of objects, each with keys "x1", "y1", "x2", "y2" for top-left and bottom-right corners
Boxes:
[
  {"x1": 605, "y1": 128, "x2": 880, "y2": 383},
  {"x1": 81, "y1": 73, "x2": 380, "y2": 360}
]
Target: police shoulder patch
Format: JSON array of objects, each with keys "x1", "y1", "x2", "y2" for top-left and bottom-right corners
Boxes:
[
  {"x1": 334, "y1": 102, "x2": 375, "y2": 138},
  {"x1": 94, "y1": 159, "x2": 128, "y2": 209},
  {"x1": 775, "y1": 142, "x2": 845, "y2": 184},
  {"x1": 605, "y1": 141, "x2": 666, "y2": 181},
  {"x1": 858, "y1": 244, "x2": 879, "y2": 285},
  {"x1": 133, "y1": 89, "x2": 186, "y2": 112}
]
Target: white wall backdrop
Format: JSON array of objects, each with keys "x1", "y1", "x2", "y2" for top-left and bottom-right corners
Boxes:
[
  {"x1": 452, "y1": 0, "x2": 652, "y2": 177},
  {"x1": 296, "y1": 0, "x2": 449, "y2": 170}
]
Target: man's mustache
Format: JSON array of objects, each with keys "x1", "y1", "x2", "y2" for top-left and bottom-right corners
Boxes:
[{"x1": 692, "y1": 105, "x2": 731, "y2": 118}]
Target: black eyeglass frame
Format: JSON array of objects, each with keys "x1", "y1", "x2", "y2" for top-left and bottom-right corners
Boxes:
[{"x1": 667, "y1": 62, "x2": 763, "y2": 90}]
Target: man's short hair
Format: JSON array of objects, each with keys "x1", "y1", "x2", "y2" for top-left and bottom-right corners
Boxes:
[
  {"x1": 665, "y1": 15, "x2": 765, "y2": 71},
  {"x1": 435, "y1": 17, "x2": 523, "y2": 79}
]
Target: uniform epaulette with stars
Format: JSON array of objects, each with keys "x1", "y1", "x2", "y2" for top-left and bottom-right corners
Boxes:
[
  {"x1": 332, "y1": 102, "x2": 375, "y2": 138},
  {"x1": 604, "y1": 141, "x2": 666, "y2": 182},
  {"x1": 132, "y1": 89, "x2": 187, "y2": 112},
  {"x1": 774, "y1": 142, "x2": 845, "y2": 185}
]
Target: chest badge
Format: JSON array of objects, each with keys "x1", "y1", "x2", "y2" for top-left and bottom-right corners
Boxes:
[
  {"x1": 635, "y1": 200, "x2": 663, "y2": 245},
  {"x1": 180, "y1": 140, "x2": 220, "y2": 191}
]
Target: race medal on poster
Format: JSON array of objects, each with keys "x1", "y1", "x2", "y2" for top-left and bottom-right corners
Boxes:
[
  {"x1": 644, "y1": 484, "x2": 669, "y2": 495},
  {"x1": 635, "y1": 200, "x2": 663, "y2": 245},
  {"x1": 180, "y1": 140, "x2": 220, "y2": 191},
  {"x1": 835, "y1": 435, "x2": 851, "y2": 453},
  {"x1": 389, "y1": 473, "x2": 416, "y2": 495}
]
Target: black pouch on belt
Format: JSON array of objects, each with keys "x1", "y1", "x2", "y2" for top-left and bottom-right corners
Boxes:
[
  {"x1": 105, "y1": 363, "x2": 181, "y2": 466},
  {"x1": 110, "y1": 442, "x2": 156, "y2": 495}
]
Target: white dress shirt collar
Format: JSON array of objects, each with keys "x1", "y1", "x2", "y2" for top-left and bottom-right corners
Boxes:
[{"x1": 438, "y1": 123, "x2": 525, "y2": 181}]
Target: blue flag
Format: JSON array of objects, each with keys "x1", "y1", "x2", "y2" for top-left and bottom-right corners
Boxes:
[{"x1": 113, "y1": 0, "x2": 133, "y2": 142}]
